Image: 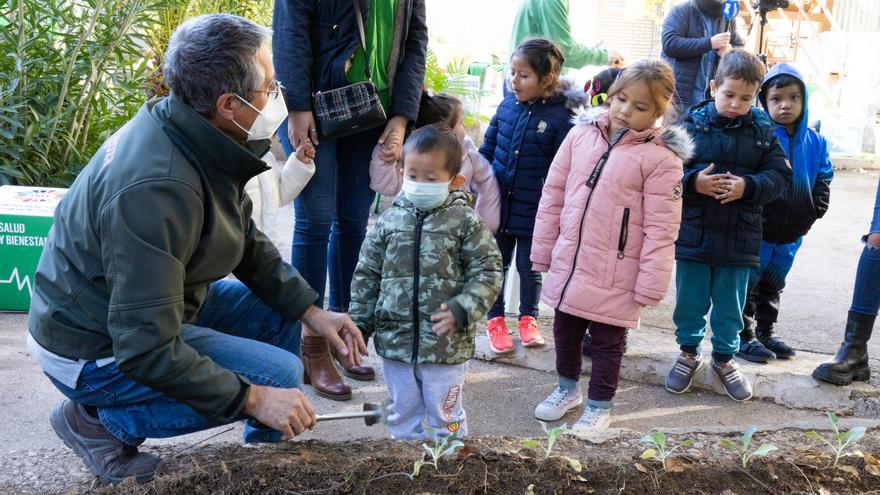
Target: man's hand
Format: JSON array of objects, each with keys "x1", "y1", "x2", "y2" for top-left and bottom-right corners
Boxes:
[
  {"x1": 607, "y1": 48, "x2": 624, "y2": 67},
  {"x1": 288, "y1": 111, "x2": 318, "y2": 156},
  {"x1": 710, "y1": 32, "x2": 731, "y2": 50},
  {"x1": 378, "y1": 116, "x2": 409, "y2": 163},
  {"x1": 716, "y1": 172, "x2": 746, "y2": 204},
  {"x1": 301, "y1": 306, "x2": 368, "y2": 368},
  {"x1": 694, "y1": 163, "x2": 726, "y2": 197},
  {"x1": 241, "y1": 384, "x2": 316, "y2": 440},
  {"x1": 430, "y1": 303, "x2": 458, "y2": 337}
]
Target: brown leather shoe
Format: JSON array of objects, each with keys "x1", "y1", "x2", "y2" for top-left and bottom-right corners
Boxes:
[
  {"x1": 301, "y1": 335, "x2": 351, "y2": 401},
  {"x1": 330, "y1": 345, "x2": 376, "y2": 381}
]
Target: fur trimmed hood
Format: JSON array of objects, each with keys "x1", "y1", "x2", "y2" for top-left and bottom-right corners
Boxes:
[
  {"x1": 557, "y1": 77, "x2": 589, "y2": 111},
  {"x1": 571, "y1": 107, "x2": 694, "y2": 163}
]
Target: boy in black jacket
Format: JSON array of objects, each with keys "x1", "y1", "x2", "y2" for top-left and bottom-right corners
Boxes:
[{"x1": 665, "y1": 50, "x2": 791, "y2": 402}]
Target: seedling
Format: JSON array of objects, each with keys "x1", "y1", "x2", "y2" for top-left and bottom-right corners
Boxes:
[
  {"x1": 719, "y1": 425, "x2": 778, "y2": 469},
  {"x1": 412, "y1": 428, "x2": 464, "y2": 477},
  {"x1": 521, "y1": 421, "x2": 568, "y2": 458},
  {"x1": 639, "y1": 431, "x2": 693, "y2": 472},
  {"x1": 520, "y1": 421, "x2": 583, "y2": 473},
  {"x1": 804, "y1": 411, "x2": 866, "y2": 467}
]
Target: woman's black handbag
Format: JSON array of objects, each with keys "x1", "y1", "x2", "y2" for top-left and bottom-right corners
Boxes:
[{"x1": 312, "y1": 0, "x2": 387, "y2": 140}]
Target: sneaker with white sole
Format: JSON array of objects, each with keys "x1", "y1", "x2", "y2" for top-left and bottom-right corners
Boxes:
[
  {"x1": 571, "y1": 406, "x2": 611, "y2": 432},
  {"x1": 486, "y1": 316, "x2": 514, "y2": 354},
  {"x1": 518, "y1": 316, "x2": 545, "y2": 347},
  {"x1": 712, "y1": 360, "x2": 753, "y2": 402},
  {"x1": 534, "y1": 386, "x2": 583, "y2": 421},
  {"x1": 665, "y1": 352, "x2": 703, "y2": 394}
]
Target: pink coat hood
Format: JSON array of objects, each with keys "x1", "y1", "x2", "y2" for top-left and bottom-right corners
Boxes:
[{"x1": 531, "y1": 108, "x2": 693, "y2": 329}]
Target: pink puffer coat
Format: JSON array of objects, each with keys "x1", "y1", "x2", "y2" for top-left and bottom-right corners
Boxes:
[
  {"x1": 369, "y1": 135, "x2": 501, "y2": 233},
  {"x1": 531, "y1": 109, "x2": 693, "y2": 329}
]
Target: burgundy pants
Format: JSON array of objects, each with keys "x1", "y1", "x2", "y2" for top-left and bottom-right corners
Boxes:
[{"x1": 553, "y1": 309, "x2": 627, "y2": 402}]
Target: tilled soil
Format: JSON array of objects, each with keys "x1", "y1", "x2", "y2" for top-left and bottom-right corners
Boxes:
[{"x1": 33, "y1": 429, "x2": 877, "y2": 494}]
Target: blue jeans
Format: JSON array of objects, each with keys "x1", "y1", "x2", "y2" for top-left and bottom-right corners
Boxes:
[
  {"x1": 46, "y1": 280, "x2": 302, "y2": 445},
  {"x1": 674, "y1": 260, "x2": 750, "y2": 360},
  {"x1": 851, "y1": 177, "x2": 880, "y2": 316},
  {"x1": 487, "y1": 233, "x2": 541, "y2": 318},
  {"x1": 278, "y1": 120, "x2": 379, "y2": 312}
]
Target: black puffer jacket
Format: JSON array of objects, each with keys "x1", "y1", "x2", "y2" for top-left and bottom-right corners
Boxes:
[{"x1": 675, "y1": 101, "x2": 792, "y2": 267}]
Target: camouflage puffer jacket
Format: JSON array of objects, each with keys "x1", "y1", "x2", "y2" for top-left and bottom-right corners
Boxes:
[{"x1": 349, "y1": 190, "x2": 503, "y2": 365}]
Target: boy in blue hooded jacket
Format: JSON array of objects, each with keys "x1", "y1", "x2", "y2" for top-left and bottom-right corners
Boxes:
[{"x1": 736, "y1": 63, "x2": 834, "y2": 362}]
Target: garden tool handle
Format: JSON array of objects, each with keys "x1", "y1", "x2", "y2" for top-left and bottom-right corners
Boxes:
[{"x1": 316, "y1": 411, "x2": 381, "y2": 422}]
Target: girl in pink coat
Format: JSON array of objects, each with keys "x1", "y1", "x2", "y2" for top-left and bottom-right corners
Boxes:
[
  {"x1": 370, "y1": 92, "x2": 501, "y2": 233},
  {"x1": 531, "y1": 60, "x2": 693, "y2": 432}
]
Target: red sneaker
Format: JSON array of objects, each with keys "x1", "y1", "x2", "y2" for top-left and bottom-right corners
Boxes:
[
  {"x1": 486, "y1": 316, "x2": 514, "y2": 354},
  {"x1": 518, "y1": 316, "x2": 545, "y2": 347}
]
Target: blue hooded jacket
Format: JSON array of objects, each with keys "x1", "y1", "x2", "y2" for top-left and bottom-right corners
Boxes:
[{"x1": 758, "y1": 63, "x2": 834, "y2": 244}]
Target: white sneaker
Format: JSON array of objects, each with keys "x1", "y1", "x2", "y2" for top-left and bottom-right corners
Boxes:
[
  {"x1": 571, "y1": 406, "x2": 611, "y2": 432},
  {"x1": 534, "y1": 386, "x2": 583, "y2": 421}
]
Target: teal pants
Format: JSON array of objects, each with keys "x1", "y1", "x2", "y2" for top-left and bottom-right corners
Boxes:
[{"x1": 673, "y1": 260, "x2": 751, "y2": 359}]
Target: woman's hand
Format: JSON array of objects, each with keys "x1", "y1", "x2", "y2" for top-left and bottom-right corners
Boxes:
[
  {"x1": 289, "y1": 111, "x2": 319, "y2": 156},
  {"x1": 378, "y1": 116, "x2": 409, "y2": 163}
]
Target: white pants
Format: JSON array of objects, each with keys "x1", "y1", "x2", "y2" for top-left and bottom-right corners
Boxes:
[{"x1": 382, "y1": 358, "x2": 468, "y2": 440}]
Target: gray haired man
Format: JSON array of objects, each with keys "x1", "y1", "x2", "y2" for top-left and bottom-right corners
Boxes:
[{"x1": 28, "y1": 14, "x2": 367, "y2": 484}]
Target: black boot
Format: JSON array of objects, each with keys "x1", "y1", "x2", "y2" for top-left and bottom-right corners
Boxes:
[
  {"x1": 813, "y1": 311, "x2": 875, "y2": 386},
  {"x1": 757, "y1": 325, "x2": 795, "y2": 359}
]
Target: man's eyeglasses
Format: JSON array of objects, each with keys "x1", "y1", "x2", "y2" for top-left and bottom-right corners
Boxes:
[{"x1": 251, "y1": 80, "x2": 284, "y2": 98}]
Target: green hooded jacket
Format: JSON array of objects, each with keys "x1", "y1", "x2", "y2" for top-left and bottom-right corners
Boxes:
[
  {"x1": 349, "y1": 191, "x2": 502, "y2": 365},
  {"x1": 28, "y1": 95, "x2": 318, "y2": 424}
]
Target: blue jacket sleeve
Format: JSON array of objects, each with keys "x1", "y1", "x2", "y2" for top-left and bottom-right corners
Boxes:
[
  {"x1": 742, "y1": 134, "x2": 792, "y2": 205},
  {"x1": 812, "y1": 135, "x2": 834, "y2": 218},
  {"x1": 662, "y1": 5, "x2": 711, "y2": 59},
  {"x1": 390, "y1": 0, "x2": 428, "y2": 122},
  {"x1": 273, "y1": 0, "x2": 315, "y2": 112},
  {"x1": 479, "y1": 113, "x2": 500, "y2": 163}
]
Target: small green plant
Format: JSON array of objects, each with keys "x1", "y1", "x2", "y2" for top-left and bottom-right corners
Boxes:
[
  {"x1": 640, "y1": 431, "x2": 693, "y2": 472},
  {"x1": 411, "y1": 429, "x2": 464, "y2": 477},
  {"x1": 521, "y1": 421, "x2": 568, "y2": 458},
  {"x1": 719, "y1": 426, "x2": 778, "y2": 469},
  {"x1": 804, "y1": 411, "x2": 866, "y2": 467},
  {"x1": 520, "y1": 421, "x2": 583, "y2": 473}
]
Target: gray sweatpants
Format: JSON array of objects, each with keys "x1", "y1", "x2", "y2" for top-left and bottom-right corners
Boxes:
[{"x1": 382, "y1": 358, "x2": 468, "y2": 440}]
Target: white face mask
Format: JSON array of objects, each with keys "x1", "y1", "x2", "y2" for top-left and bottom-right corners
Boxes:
[
  {"x1": 402, "y1": 177, "x2": 451, "y2": 211},
  {"x1": 234, "y1": 90, "x2": 288, "y2": 141}
]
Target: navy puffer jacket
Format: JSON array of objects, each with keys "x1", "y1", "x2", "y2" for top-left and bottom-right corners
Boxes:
[
  {"x1": 480, "y1": 81, "x2": 585, "y2": 236},
  {"x1": 676, "y1": 101, "x2": 792, "y2": 267}
]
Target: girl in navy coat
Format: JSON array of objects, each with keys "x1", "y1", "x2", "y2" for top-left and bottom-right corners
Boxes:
[{"x1": 481, "y1": 38, "x2": 584, "y2": 354}]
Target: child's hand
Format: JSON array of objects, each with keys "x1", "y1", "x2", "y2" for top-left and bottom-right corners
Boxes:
[
  {"x1": 430, "y1": 303, "x2": 458, "y2": 337},
  {"x1": 295, "y1": 142, "x2": 315, "y2": 163},
  {"x1": 715, "y1": 172, "x2": 746, "y2": 204},
  {"x1": 694, "y1": 163, "x2": 726, "y2": 197}
]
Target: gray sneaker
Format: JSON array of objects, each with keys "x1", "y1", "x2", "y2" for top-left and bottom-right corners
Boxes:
[
  {"x1": 50, "y1": 400, "x2": 162, "y2": 484},
  {"x1": 665, "y1": 353, "x2": 703, "y2": 394},
  {"x1": 712, "y1": 360, "x2": 753, "y2": 402}
]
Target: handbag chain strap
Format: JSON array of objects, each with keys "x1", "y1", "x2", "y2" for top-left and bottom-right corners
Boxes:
[{"x1": 352, "y1": 0, "x2": 372, "y2": 82}]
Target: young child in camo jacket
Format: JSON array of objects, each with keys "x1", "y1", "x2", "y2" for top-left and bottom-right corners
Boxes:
[{"x1": 349, "y1": 125, "x2": 502, "y2": 440}]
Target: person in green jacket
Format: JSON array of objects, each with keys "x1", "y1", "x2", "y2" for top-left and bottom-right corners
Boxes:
[
  {"x1": 349, "y1": 125, "x2": 503, "y2": 439},
  {"x1": 27, "y1": 14, "x2": 367, "y2": 484},
  {"x1": 510, "y1": 0, "x2": 622, "y2": 69}
]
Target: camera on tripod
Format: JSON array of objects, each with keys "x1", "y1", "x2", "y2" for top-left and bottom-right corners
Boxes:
[{"x1": 753, "y1": 0, "x2": 789, "y2": 12}]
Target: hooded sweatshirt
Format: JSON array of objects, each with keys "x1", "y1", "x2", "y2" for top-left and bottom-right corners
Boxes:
[{"x1": 758, "y1": 63, "x2": 834, "y2": 244}]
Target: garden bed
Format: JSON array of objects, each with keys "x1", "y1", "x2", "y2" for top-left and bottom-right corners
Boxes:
[{"x1": 98, "y1": 428, "x2": 880, "y2": 494}]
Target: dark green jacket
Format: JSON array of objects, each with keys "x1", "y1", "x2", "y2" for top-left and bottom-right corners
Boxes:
[
  {"x1": 28, "y1": 95, "x2": 318, "y2": 424},
  {"x1": 349, "y1": 191, "x2": 503, "y2": 365}
]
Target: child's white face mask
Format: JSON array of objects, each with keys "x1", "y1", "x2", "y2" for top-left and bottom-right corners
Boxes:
[{"x1": 402, "y1": 178, "x2": 450, "y2": 211}]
